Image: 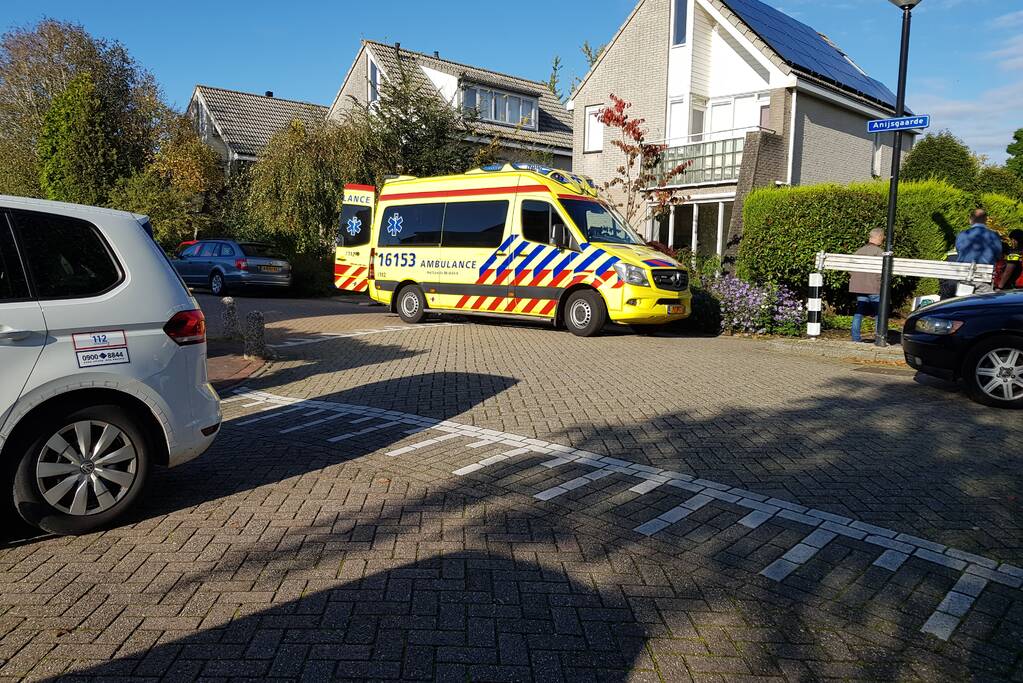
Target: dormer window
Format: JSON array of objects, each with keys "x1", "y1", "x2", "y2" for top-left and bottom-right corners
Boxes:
[{"x1": 462, "y1": 85, "x2": 537, "y2": 130}]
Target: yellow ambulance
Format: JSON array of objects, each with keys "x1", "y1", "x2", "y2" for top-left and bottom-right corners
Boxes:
[{"x1": 334, "y1": 163, "x2": 691, "y2": 336}]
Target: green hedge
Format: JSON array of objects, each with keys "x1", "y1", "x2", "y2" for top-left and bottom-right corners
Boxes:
[{"x1": 736, "y1": 180, "x2": 1023, "y2": 311}]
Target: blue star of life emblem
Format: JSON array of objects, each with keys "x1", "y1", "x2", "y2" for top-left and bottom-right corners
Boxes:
[
  {"x1": 387, "y1": 212, "x2": 403, "y2": 237},
  {"x1": 346, "y1": 216, "x2": 362, "y2": 237}
]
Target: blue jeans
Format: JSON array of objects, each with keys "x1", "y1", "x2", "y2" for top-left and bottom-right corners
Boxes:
[{"x1": 851, "y1": 295, "x2": 880, "y2": 342}]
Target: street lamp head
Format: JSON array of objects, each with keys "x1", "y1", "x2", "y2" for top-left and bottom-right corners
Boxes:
[{"x1": 889, "y1": 0, "x2": 923, "y2": 7}]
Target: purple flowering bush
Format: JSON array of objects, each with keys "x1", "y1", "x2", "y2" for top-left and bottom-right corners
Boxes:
[{"x1": 706, "y1": 275, "x2": 805, "y2": 336}]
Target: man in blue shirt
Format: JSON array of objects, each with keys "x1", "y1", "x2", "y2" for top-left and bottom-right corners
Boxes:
[{"x1": 956, "y1": 209, "x2": 1002, "y2": 293}]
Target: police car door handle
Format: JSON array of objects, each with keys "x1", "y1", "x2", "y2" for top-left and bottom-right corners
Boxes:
[{"x1": 0, "y1": 327, "x2": 31, "y2": 342}]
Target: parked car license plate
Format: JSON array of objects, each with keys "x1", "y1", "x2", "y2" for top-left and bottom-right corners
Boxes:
[
  {"x1": 262, "y1": 265, "x2": 282, "y2": 273},
  {"x1": 666, "y1": 305, "x2": 685, "y2": 314}
]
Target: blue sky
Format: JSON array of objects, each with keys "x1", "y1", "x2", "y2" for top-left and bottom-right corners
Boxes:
[{"x1": 4, "y1": 0, "x2": 1020, "y2": 162}]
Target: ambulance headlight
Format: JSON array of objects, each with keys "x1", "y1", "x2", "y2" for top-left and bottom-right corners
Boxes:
[{"x1": 614, "y1": 262, "x2": 649, "y2": 287}]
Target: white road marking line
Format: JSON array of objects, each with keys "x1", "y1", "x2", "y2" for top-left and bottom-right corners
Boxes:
[
  {"x1": 226, "y1": 387, "x2": 1022, "y2": 640},
  {"x1": 236, "y1": 405, "x2": 306, "y2": 425},
  {"x1": 386, "y1": 432, "x2": 461, "y2": 457},
  {"x1": 278, "y1": 411, "x2": 354, "y2": 434},
  {"x1": 327, "y1": 420, "x2": 404, "y2": 443},
  {"x1": 268, "y1": 323, "x2": 463, "y2": 349}
]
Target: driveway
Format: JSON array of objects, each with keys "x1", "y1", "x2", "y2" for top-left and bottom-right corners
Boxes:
[{"x1": 1, "y1": 295, "x2": 1019, "y2": 681}]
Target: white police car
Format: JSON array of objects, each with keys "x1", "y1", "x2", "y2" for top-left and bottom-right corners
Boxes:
[{"x1": 0, "y1": 195, "x2": 221, "y2": 534}]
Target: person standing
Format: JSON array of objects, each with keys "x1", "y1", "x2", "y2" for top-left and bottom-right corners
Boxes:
[
  {"x1": 956, "y1": 209, "x2": 1002, "y2": 294},
  {"x1": 995, "y1": 229, "x2": 1023, "y2": 290},
  {"x1": 850, "y1": 228, "x2": 885, "y2": 342}
]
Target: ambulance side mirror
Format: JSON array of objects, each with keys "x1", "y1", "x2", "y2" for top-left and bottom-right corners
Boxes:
[{"x1": 551, "y1": 223, "x2": 569, "y2": 250}]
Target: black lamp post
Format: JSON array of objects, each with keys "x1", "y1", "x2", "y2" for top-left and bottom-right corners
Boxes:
[{"x1": 876, "y1": 0, "x2": 923, "y2": 348}]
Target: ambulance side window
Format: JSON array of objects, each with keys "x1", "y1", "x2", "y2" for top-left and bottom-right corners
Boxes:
[
  {"x1": 441, "y1": 200, "x2": 508, "y2": 248},
  {"x1": 521, "y1": 200, "x2": 553, "y2": 244},
  {"x1": 378, "y1": 203, "x2": 444, "y2": 247}
]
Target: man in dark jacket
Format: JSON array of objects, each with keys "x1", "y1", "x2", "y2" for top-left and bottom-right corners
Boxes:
[{"x1": 850, "y1": 228, "x2": 884, "y2": 342}]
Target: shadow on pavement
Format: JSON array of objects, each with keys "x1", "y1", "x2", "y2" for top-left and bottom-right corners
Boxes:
[{"x1": 54, "y1": 551, "x2": 651, "y2": 681}]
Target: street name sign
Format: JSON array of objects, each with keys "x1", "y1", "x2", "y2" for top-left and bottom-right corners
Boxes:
[{"x1": 867, "y1": 115, "x2": 930, "y2": 134}]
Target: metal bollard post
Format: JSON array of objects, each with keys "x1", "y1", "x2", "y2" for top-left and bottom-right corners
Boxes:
[
  {"x1": 221, "y1": 297, "x2": 238, "y2": 339},
  {"x1": 243, "y1": 311, "x2": 266, "y2": 359},
  {"x1": 806, "y1": 272, "x2": 823, "y2": 337}
]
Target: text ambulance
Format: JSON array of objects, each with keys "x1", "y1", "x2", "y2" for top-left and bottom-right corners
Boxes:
[{"x1": 334, "y1": 163, "x2": 691, "y2": 336}]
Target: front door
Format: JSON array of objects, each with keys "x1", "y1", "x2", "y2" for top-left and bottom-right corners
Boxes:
[
  {"x1": 0, "y1": 214, "x2": 46, "y2": 432},
  {"x1": 335, "y1": 184, "x2": 375, "y2": 292}
]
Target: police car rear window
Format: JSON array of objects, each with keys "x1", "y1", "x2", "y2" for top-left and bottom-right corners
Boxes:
[{"x1": 10, "y1": 210, "x2": 122, "y2": 299}]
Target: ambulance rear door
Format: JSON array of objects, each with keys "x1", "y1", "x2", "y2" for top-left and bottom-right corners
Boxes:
[{"x1": 335, "y1": 184, "x2": 376, "y2": 292}]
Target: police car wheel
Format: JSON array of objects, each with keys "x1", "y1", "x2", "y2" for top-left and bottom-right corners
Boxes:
[
  {"x1": 396, "y1": 285, "x2": 428, "y2": 324},
  {"x1": 962, "y1": 335, "x2": 1023, "y2": 409},
  {"x1": 564, "y1": 290, "x2": 606, "y2": 337},
  {"x1": 12, "y1": 404, "x2": 152, "y2": 535}
]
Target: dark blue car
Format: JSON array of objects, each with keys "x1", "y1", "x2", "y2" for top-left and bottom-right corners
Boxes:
[
  {"x1": 903, "y1": 290, "x2": 1023, "y2": 408},
  {"x1": 173, "y1": 239, "x2": 292, "y2": 295}
]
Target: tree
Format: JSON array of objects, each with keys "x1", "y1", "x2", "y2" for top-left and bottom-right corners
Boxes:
[
  {"x1": 581, "y1": 41, "x2": 605, "y2": 67},
  {"x1": 901, "y1": 130, "x2": 978, "y2": 191},
  {"x1": 246, "y1": 120, "x2": 353, "y2": 257},
  {"x1": 0, "y1": 19, "x2": 161, "y2": 197},
  {"x1": 976, "y1": 165, "x2": 1023, "y2": 201},
  {"x1": 1007, "y1": 128, "x2": 1023, "y2": 180},
  {"x1": 37, "y1": 72, "x2": 125, "y2": 204},
  {"x1": 106, "y1": 116, "x2": 225, "y2": 248},
  {"x1": 596, "y1": 94, "x2": 689, "y2": 225},
  {"x1": 547, "y1": 56, "x2": 564, "y2": 102}
]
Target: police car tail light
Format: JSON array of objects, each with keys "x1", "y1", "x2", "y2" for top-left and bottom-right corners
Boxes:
[
  {"x1": 164, "y1": 310, "x2": 206, "y2": 346},
  {"x1": 235, "y1": 258, "x2": 248, "y2": 271},
  {"x1": 368, "y1": 248, "x2": 376, "y2": 279}
]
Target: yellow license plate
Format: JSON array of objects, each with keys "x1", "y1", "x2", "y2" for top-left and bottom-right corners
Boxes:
[
  {"x1": 666, "y1": 305, "x2": 685, "y2": 314},
  {"x1": 262, "y1": 266, "x2": 282, "y2": 273}
]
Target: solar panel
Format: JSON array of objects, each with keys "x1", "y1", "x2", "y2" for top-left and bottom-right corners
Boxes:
[{"x1": 721, "y1": 0, "x2": 898, "y2": 110}]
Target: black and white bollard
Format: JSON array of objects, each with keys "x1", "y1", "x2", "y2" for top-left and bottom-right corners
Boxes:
[{"x1": 806, "y1": 272, "x2": 822, "y2": 337}]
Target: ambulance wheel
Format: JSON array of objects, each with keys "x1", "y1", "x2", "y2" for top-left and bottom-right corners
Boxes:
[
  {"x1": 396, "y1": 285, "x2": 428, "y2": 324},
  {"x1": 563, "y1": 290, "x2": 606, "y2": 337}
]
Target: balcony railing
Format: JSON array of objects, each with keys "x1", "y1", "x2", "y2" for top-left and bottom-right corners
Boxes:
[{"x1": 651, "y1": 126, "x2": 768, "y2": 187}]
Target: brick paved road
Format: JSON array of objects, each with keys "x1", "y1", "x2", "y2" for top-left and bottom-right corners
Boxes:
[{"x1": 1, "y1": 296, "x2": 1019, "y2": 681}]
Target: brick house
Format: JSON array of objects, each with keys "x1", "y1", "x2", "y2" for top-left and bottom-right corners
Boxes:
[
  {"x1": 187, "y1": 85, "x2": 329, "y2": 173},
  {"x1": 327, "y1": 40, "x2": 573, "y2": 169},
  {"x1": 569, "y1": 0, "x2": 915, "y2": 261}
]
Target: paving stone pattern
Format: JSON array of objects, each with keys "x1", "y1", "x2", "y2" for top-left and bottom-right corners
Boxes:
[{"x1": 0, "y1": 299, "x2": 1019, "y2": 681}]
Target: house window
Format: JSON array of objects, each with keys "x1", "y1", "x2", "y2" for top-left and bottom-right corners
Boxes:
[
  {"x1": 690, "y1": 107, "x2": 705, "y2": 142},
  {"x1": 462, "y1": 85, "x2": 538, "y2": 130},
  {"x1": 368, "y1": 57, "x2": 380, "y2": 103},
  {"x1": 673, "y1": 0, "x2": 688, "y2": 45},
  {"x1": 584, "y1": 105, "x2": 604, "y2": 153}
]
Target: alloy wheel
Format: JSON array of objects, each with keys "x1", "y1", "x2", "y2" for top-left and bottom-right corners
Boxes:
[
  {"x1": 975, "y1": 348, "x2": 1023, "y2": 402},
  {"x1": 34, "y1": 421, "x2": 138, "y2": 516}
]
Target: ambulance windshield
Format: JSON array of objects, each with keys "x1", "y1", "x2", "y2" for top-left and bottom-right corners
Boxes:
[{"x1": 558, "y1": 199, "x2": 644, "y2": 246}]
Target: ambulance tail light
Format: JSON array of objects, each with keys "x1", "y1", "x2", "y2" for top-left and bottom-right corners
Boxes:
[{"x1": 368, "y1": 248, "x2": 376, "y2": 280}]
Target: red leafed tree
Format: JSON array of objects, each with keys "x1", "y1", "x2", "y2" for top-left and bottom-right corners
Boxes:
[{"x1": 597, "y1": 94, "x2": 689, "y2": 226}]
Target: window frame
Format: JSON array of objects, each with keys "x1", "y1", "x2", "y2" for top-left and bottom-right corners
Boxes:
[
  {"x1": 673, "y1": 0, "x2": 688, "y2": 46},
  {"x1": 462, "y1": 85, "x2": 539, "y2": 131},
  {"x1": 584, "y1": 104, "x2": 604, "y2": 153},
  {"x1": 0, "y1": 212, "x2": 32, "y2": 303},
  {"x1": 8, "y1": 208, "x2": 124, "y2": 302},
  {"x1": 368, "y1": 55, "x2": 380, "y2": 104}
]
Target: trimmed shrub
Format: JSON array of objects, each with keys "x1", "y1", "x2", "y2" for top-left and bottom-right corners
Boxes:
[
  {"x1": 736, "y1": 180, "x2": 975, "y2": 310},
  {"x1": 982, "y1": 192, "x2": 1023, "y2": 235},
  {"x1": 978, "y1": 167, "x2": 1023, "y2": 201}
]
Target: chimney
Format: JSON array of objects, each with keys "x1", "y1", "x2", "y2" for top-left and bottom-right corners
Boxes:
[
  {"x1": 394, "y1": 41, "x2": 400, "y2": 50},
  {"x1": 433, "y1": 50, "x2": 439, "y2": 59},
  {"x1": 264, "y1": 91, "x2": 273, "y2": 98}
]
